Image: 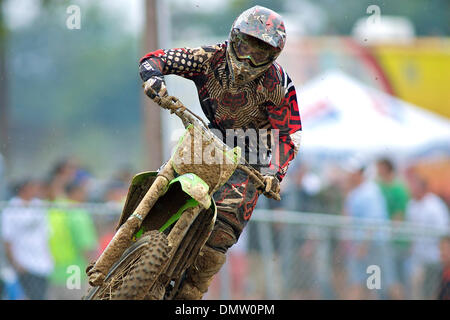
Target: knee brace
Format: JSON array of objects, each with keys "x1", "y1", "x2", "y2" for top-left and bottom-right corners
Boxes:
[{"x1": 206, "y1": 220, "x2": 238, "y2": 253}]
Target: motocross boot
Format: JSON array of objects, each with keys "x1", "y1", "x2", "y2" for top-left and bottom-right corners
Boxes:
[{"x1": 174, "y1": 245, "x2": 226, "y2": 300}]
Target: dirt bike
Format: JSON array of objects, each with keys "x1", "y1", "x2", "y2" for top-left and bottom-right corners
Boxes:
[{"x1": 83, "y1": 90, "x2": 280, "y2": 300}]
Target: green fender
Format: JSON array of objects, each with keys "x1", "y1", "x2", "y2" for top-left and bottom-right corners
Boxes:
[
  {"x1": 130, "y1": 171, "x2": 157, "y2": 186},
  {"x1": 169, "y1": 173, "x2": 211, "y2": 209},
  {"x1": 157, "y1": 173, "x2": 216, "y2": 232},
  {"x1": 127, "y1": 172, "x2": 215, "y2": 236},
  {"x1": 128, "y1": 171, "x2": 211, "y2": 209}
]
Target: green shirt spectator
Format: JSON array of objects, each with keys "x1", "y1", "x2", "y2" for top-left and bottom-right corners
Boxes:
[
  {"x1": 378, "y1": 179, "x2": 410, "y2": 221},
  {"x1": 48, "y1": 199, "x2": 97, "y2": 285}
]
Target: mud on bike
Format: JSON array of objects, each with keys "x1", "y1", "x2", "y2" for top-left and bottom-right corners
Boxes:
[{"x1": 83, "y1": 90, "x2": 280, "y2": 300}]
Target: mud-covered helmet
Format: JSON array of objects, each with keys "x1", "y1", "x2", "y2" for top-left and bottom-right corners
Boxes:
[{"x1": 226, "y1": 5, "x2": 286, "y2": 85}]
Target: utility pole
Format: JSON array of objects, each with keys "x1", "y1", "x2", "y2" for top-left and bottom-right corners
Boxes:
[
  {"x1": 0, "y1": 0, "x2": 9, "y2": 163},
  {"x1": 142, "y1": 0, "x2": 163, "y2": 170}
]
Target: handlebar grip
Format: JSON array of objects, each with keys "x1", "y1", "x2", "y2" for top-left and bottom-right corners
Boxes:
[
  {"x1": 144, "y1": 84, "x2": 208, "y2": 128},
  {"x1": 266, "y1": 190, "x2": 281, "y2": 201},
  {"x1": 237, "y1": 164, "x2": 281, "y2": 201}
]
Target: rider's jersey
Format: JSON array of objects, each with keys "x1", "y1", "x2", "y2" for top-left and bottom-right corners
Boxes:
[{"x1": 139, "y1": 42, "x2": 301, "y2": 181}]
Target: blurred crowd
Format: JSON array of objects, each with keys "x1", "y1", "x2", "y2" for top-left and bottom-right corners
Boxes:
[
  {"x1": 240, "y1": 156, "x2": 450, "y2": 300},
  {"x1": 1, "y1": 156, "x2": 449, "y2": 300},
  {"x1": 0, "y1": 157, "x2": 131, "y2": 300}
]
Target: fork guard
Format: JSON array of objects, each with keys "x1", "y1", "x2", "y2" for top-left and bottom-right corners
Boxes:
[{"x1": 117, "y1": 171, "x2": 213, "y2": 232}]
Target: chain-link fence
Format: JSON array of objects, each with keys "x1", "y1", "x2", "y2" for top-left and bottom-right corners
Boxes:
[
  {"x1": 0, "y1": 201, "x2": 122, "y2": 300},
  {"x1": 209, "y1": 210, "x2": 450, "y2": 300},
  {"x1": 0, "y1": 202, "x2": 449, "y2": 300}
]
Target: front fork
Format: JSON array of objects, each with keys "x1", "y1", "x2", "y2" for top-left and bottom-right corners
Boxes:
[{"x1": 87, "y1": 161, "x2": 175, "y2": 286}]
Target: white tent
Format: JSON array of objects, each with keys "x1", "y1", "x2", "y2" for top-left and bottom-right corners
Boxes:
[{"x1": 298, "y1": 71, "x2": 450, "y2": 158}]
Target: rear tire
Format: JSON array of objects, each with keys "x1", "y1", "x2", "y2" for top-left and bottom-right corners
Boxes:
[{"x1": 83, "y1": 230, "x2": 171, "y2": 300}]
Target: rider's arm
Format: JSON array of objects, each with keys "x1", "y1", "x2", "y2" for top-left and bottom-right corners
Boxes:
[
  {"x1": 266, "y1": 68, "x2": 302, "y2": 182},
  {"x1": 139, "y1": 45, "x2": 220, "y2": 82}
]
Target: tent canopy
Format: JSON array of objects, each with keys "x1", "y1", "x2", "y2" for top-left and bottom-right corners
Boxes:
[{"x1": 298, "y1": 71, "x2": 450, "y2": 157}]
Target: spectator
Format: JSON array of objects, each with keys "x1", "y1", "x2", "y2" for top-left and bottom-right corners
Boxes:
[
  {"x1": 438, "y1": 236, "x2": 450, "y2": 300},
  {"x1": 97, "y1": 181, "x2": 128, "y2": 256},
  {"x1": 341, "y1": 157, "x2": 394, "y2": 299},
  {"x1": 315, "y1": 164, "x2": 345, "y2": 215},
  {"x1": 47, "y1": 158, "x2": 79, "y2": 201},
  {"x1": 96, "y1": 216, "x2": 117, "y2": 257},
  {"x1": 376, "y1": 159, "x2": 410, "y2": 222},
  {"x1": 47, "y1": 180, "x2": 97, "y2": 300},
  {"x1": 282, "y1": 165, "x2": 323, "y2": 213},
  {"x1": 376, "y1": 158, "x2": 410, "y2": 299},
  {"x1": 114, "y1": 165, "x2": 134, "y2": 187},
  {"x1": 406, "y1": 173, "x2": 450, "y2": 299},
  {"x1": 103, "y1": 180, "x2": 128, "y2": 206},
  {"x1": 1, "y1": 179, "x2": 54, "y2": 299}
]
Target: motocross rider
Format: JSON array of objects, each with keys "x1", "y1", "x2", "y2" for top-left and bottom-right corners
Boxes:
[{"x1": 139, "y1": 5, "x2": 302, "y2": 299}]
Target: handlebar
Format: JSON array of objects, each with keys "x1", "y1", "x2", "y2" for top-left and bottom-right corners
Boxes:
[
  {"x1": 237, "y1": 164, "x2": 281, "y2": 201},
  {"x1": 146, "y1": 87, "x2": 281, "y2": 201},
  {"x1": 146, "y1": 88, "x2": 208, "y2": 129}
]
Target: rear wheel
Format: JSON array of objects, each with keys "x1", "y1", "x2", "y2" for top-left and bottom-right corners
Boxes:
[{"x1": 83, "y1": 230, "x2": 171, "y2": 300}]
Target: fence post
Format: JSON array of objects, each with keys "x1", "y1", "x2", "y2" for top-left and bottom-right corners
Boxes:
[
  {"x1": 280, "y1": 222, "x2": 294, "y2": 298},
  {"x1": 256, "y1": 221, "x2": 278, "y2": 299},
  {"x1": 316, "y1": 226, "x2": 332, "y2": 298}
]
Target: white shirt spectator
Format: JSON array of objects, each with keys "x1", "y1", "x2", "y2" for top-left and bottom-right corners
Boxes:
[
  {"x1": 345, "y1": 180, "x2": 389, "y2": 241},
  {"x1": 406, "y1": 193, "x2": 450, "y2": 264},
  {"x1": 1, "y1": 197, "x2": 54, "y2": 276}
]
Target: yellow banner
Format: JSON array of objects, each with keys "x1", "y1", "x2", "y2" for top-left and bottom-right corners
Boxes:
[{"x1": 372, "y1": 38, "x2": 450, "y2": 118}]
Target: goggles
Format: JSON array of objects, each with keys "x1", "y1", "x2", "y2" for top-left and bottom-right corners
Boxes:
[{"x1": 231, "y1": 31, "x2": 279, "y2": 67}]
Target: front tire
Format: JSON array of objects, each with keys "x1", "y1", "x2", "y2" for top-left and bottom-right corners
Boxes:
[{"x1": 84, "y1": 230, "x2": 171, "y2": 300}]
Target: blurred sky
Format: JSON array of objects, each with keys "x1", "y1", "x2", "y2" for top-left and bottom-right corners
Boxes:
[
  {"x1": 3, "y1": 0, "x2": 144, "y2": 32},
  {"x1": 3, "y1": 0, "x2": 228, "y2": 32}
]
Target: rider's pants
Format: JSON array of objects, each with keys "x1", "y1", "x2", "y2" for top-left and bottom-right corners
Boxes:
[{"x1": 176, "y1": 168, "x2": 259, "y2": 299}]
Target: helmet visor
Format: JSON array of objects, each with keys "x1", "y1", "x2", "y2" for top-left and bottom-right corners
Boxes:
[{"x1": 231, "y1": 31, "x2": 279, "y2": 67}]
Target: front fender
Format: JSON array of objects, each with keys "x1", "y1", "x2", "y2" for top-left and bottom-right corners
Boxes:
[{"x1": 168, "y1": 173, "x2": 211, "y2": 209}]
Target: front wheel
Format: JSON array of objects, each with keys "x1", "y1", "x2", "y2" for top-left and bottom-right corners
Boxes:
[{"x1": 83, "y1": 230, "x2": 171, "y2": 300}]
